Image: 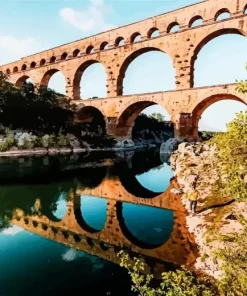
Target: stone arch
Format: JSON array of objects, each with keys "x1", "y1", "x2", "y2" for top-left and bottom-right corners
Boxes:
[
  {"x1": 21, "y1": 64, "x2": 27, "y2": 71},
  {"x1": 115, "y1": 36, "x2": 125, "y2": 46},
  {"x1": 15, "y1": 75, "x2": 30, "y2": 87},
  {"x1": 215, "y1": 8, "x2": 231, "y2": 21},
  {"x1": 61, "y1": 52, "x2": 68, "y2": 60},
  {"x1": 191, "y1": 94, "x2": 247, "y2": 136},
  {"x1": 30, "y1": 62, "x2": 36, "y2": 69},
  {"x1": 73, "y1": 60, "x2": 107, "y2": 100},
  {"x1": 147, "y1": 27, "x2": 160, "y2": 38},
  {"x1": 190, "y1": 28, "x2": 246, "y2": 87},
  {"x1": 130, "y1": 32, "x2": 142, "y2": 43},
  {"x1": 75, "y1": 105, "x2": 106, "y2": 132},
  {"x1": 115, "y1": 99, "x2": 172, "y2": 138},
  {"x1": 74, "y1": 195, "x2": 107, "y2": 233},
  {"x1": 6, "y1": 69, "x2": 10, "y2": 74},
  {"x1": 40, "y1": 59, "x2": 46, "y2": 66},
  {"x1": 73, "y1": 49, "x2": 80, "y2": 57},
  {"x1": 189, "y1": 15, "x2": 203, "y2": 27},
  {"x1": 40, "y1": 68, "x2": 63, "y2": 87},
  {"x1": 86, "y1": 45, "x2": 94, "y2": 54},
  {"x1": 167, "y1": 22, "x2": 180, "y2": 33},
  {"x1": 117, "y1": 47, "x2": 167, "y2": 96},
  {"x1": 117, "y1": 161, "x2": 164, "y2": 198},
  {"x1": 13, "y1": 66, "x2": 18, "y2": 73},
  {"x1": 244, "y1": 4, "x2": 247, "y2": 14},
  {"x1": 100, "y1": 41, "x2": 109, "y2": 50},
  {"x1": 116, "y1": 201, "x2": 174, "y2": 249}
]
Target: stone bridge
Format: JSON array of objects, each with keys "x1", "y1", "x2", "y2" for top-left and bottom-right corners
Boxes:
[
  {"x1": 11, "y1": 180, "x2": 197, "y2": 271},
  {"x1": 1, "y1": 0, "x2": 247, "y2": 139}
]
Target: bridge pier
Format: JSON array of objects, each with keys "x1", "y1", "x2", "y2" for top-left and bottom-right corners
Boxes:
[{"x1": 173, "y1": 113, "x2": 200, "y2": 142}]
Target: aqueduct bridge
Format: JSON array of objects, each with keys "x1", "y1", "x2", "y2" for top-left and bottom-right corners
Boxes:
[{"x1": 1, "y1": 0, "x2": 247, "y2": 139}]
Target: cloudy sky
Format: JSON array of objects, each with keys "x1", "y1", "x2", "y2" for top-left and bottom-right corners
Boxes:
[{"x1": 1, "y1": 0, "x2": 247, "y2": 131}]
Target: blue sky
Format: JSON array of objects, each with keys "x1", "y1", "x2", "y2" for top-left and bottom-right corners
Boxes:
[{"x1": 0, "y1": 0, "x2": 247, "y2": 131}]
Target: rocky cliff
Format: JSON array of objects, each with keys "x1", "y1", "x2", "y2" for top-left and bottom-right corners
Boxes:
[{"x1": 170, "y1": 142, "x2": 247, "y2": 280}]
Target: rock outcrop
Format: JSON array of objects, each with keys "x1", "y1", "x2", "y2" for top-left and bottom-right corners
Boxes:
[{"x1": 170, "y1": 142, "x2": 246, "y2": 280}]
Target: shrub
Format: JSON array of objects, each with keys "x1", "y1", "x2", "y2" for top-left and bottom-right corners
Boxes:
[
  {"x1": 0, "y1": 135, "x2": 15, "y2": 151},
  {"x1": 117, "y1": 251, "x2": 217, "y2": 296}
]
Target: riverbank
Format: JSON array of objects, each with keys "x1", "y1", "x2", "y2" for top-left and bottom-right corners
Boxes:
[
  {"x1": 0, "y1": 131, "x2": 159, "y2": 157},
  {"x1": 170, "y1": 142, "x2": 247, "y2": 281}
]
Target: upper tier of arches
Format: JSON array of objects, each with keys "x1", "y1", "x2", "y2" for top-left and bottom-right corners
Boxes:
[{"x1": 3, "y1": 2, "x2": 247, "y2": 75}]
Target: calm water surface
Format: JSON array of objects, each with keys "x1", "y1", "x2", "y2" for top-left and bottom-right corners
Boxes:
[{"x1": 0, "y1": 149, "x2": 190, "y2": 296}]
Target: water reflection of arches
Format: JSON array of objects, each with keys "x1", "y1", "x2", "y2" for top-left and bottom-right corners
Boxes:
[
  {"x1": 116, "y1": 202, "x2": 174, "y2": 249},
  {"x1": 12, "y1": 179, "x2": 198, "y2": 271},
  {"x1": 115, "y1": 148, "x2": 170, "y2": 197},
  {"x1": 135, "y1": 163, "x2": 173, "y2": 193},
  {"x1": 117, "y1": 162, "x2": 163, "y2": 198},
  {"x1": 74, "y1": 194, "x2": 107, "y2": 233}
]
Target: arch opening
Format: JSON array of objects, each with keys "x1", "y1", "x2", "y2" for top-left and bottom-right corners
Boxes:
[
  {"x1": 119, "y1": 48, "x2": 175, "y2": 96},
  {"x1": 75, "y1": 106, "x2": 106, "y2": 134},
  {"x1": 191, "y1": 29, "x2": 247, "y2": 88},
  {"x1": 40, "y1": 59, "x2": 46, "y2": 66},
  {"x1": 86, "y1": 45, "x2": 95, "y2": 54},
  {"x1": 74, "y1": 194, "x2": 107, "y2": 233},
  {"x1": 21, "y1": 64, "x2": 27, "y2": 71},
  {"x1": 61, "y1": 52, "x2": 68, "y2": 60},
  {"x1": 192, "y1": 95, "x2": 247, "y2": 136},
  {"x1": 51, "y1": 192, "x2": 67, "y2": 221},
  {"x1": 167, "y1": 22, "x2": 180, "y2": 33},
  {"x1": 189, "y1": 16, "x2": 203, "y2": 27},
  {"x1": 136, "y1": 162, "x2": 173, "y2": 193},
  {"x1": 13, "y1": 66, "x2": 18, "y2": 73},
  {"x1": 215, "y1": 9, "x2": 231, "y2": 21},
  {"x1": 30, "y1": 62, "x2": 36, "y2": 69},
  {"x1": 50, "y1": 56, "x2": 56, "y2": 63},
  {"x1": 115, "y1": 101, "x2": 173, "y2": 141},
  {"x1": 100, "y1": 41, "x2": 109, "y2": 50},
  {"x1": 115, "y1": 37, "x2": 125, "y2": 46},
  {"x1": 244, "y1": 5, "x2": 247, "y2": 14},
  {"x1": 117, "y1": 202, "x2": 174, "y2": 249},
  {"x1": 147, "y1": 28, "x2": 160, "y2": 38},
  {"x1": 6, "y1": 69, "x2": 10, "y2": 75},
  {"x1": 74, "y1": 60, "x2": 107, "y2": 100},
  {"x1": 130, "y1": 32, "x2": 142, "y2": 43},
  {"x1": 73, "y1": 49, "x2": 80, "y2": 57},
  {"x1": 41, "y1": 69, "x2": 66, "y2": 95},
  {"x1": 15, "y1": 76, "x2": 33, "y2": 88}
]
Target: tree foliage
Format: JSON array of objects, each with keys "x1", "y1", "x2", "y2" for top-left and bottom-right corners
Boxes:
[
  {"x1": 0, "y1": 72, "x2": 75, "y2": 134},
  {"x1": 215, "y1": 224, "x2": 247, "y2": 296},
  {"x1": 118, "y1": 251, "x2": 217, "y2": 296},
  {"x1": 132, "y1": 113, "x2": 173, "y2": 140},
  {"x1": 210, "y1": 110, "x2": 247, "y2": 201}
]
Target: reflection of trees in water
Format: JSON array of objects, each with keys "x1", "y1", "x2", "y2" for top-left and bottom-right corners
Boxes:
[{"x1": 0, "y1": 150, "x2": 167, "y2": 227}]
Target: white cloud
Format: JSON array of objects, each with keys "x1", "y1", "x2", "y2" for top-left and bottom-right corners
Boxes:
[
  {"x1": 60, "y1": 0, "x2": 115, "y2": 33},
  {"x1": 0, "y1": 36, "x2": 46, "y2": 65},
  {"x1": 2, "y1": 225, "x2": 24, "y2": 236}
]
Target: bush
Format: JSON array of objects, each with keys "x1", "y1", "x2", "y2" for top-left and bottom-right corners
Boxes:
[
  {"x1": 210, "y1": 110, "x2": 247, "y2": 201},
  {"x1": 118, "y1": 251, "x2": 217, "y2": 296},
  {"x1": 0, "y1": 135, "x2": 15, "y2": 151}
]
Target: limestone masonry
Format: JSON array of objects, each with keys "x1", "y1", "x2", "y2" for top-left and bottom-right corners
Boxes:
[{"x1": 1, "y1": 0, "x2": 247, "y2": 140}]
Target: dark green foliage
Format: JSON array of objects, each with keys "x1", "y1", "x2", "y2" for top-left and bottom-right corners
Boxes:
[
  {"x1": 0, "y1": 72, "x2": 75, "y2": 135},
  {"x1": 132, "y1": 113, "x2": 173, "y2": 140},
  {"x1": 210, "y1": 110, "x2": 247, "y2": 201},
  {"x1": 198, "y1": 131, "x2": 217, "y2": 141},
  {"x1": 118, "y1": 251, "x2": 217, "y2": 296}
]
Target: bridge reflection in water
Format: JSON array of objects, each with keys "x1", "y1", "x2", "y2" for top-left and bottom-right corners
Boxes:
[{"x1": 9, "y1": 160, "x2": 197, "y2": 277}]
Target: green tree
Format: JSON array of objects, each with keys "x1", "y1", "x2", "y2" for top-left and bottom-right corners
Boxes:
[
  {"x1": 149, "y1": 112, "x2": 165, "y2": 122},
  {"x1": 210, "y1": 110, "x2": 247, "y2": 200}
]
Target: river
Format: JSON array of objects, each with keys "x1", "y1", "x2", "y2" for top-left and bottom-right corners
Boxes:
[{"x1": 0, "y1": 149, "x2": 197, "y2": 296}]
